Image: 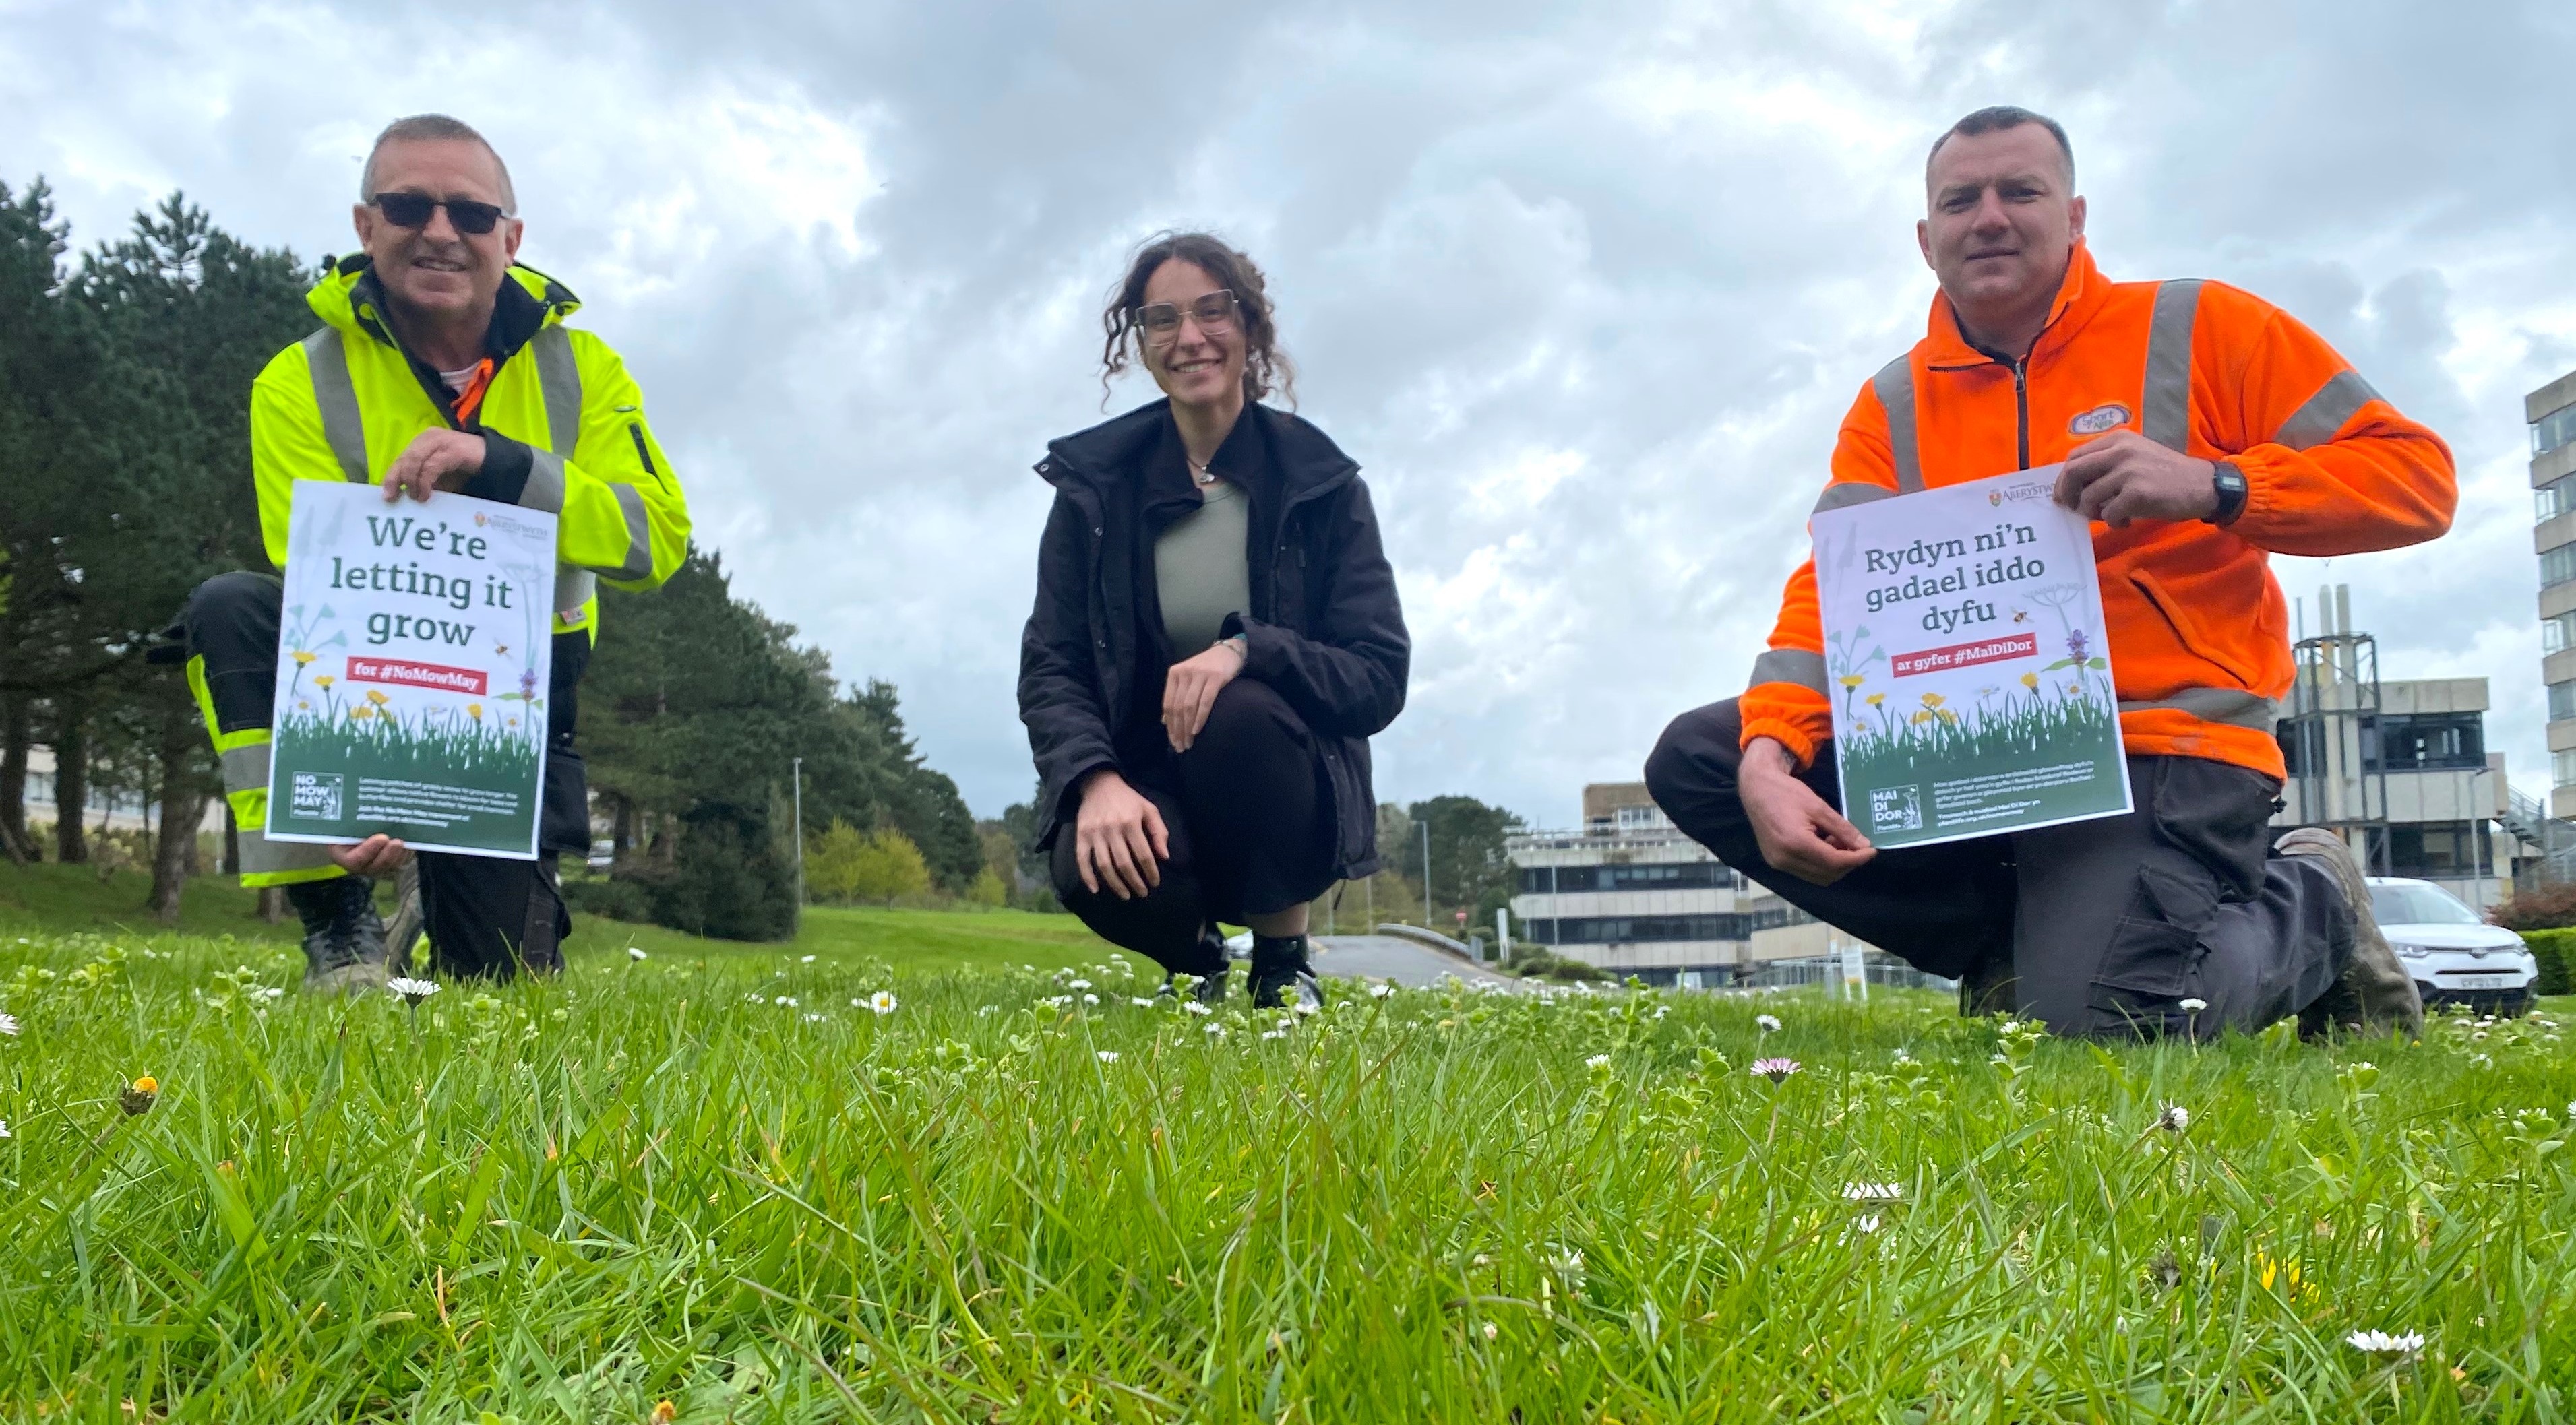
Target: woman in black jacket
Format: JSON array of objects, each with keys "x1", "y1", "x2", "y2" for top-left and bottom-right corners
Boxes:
[{"x1": 1018, "y1": 232, "x2": 1409, "y2": 1007}]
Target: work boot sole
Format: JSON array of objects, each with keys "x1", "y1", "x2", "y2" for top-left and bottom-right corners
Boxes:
[
  {"x1": 304, "y1": 959, "x2": 390, "y2": 996},
  {"x1": 2274, "y1": 828, "x2": 2424, "y2": 1040},
  {"x1": 1250, "y1": 969, "x2": 1322, "y2": 1011}
]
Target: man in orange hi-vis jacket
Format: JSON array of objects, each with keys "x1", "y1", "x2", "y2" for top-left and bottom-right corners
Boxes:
[{"x1": 1645, "y1": 106, "x2": 2455, "y2": 1040}]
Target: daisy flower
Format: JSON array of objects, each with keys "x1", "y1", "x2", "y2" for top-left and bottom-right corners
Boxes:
[
  {"x1": 2345, "y1": 1329, "x2": 2424, "y2": 1358},
  {"x1": 869, "y1": 991, "x2": 898, "y2": 1015},
  {"x1": 387, "y1": 978, "x2": 441, "y2": 1005},
  {"x1": 1750, "y1": 1057, "x2": 1801, "y2": 1083},
  {"x1": 1756, "y1": 1013, "x2": 1782, "y2": 1033},
  {"x1": 1096, "y1": 1050, "x2": 1120, "y2": 1063}
]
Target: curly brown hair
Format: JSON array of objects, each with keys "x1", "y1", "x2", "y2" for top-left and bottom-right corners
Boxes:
[{"x1": 1099, "y1": 231, "x2": 1295, "y2": 406}]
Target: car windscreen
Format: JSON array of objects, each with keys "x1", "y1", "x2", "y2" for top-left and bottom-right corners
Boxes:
[{"x1": 2367, "y1": 883, "x2": 2484, "y2": 926}]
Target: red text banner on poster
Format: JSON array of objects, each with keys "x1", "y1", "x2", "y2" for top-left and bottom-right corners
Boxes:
[
  {"x1": 346, "y1": 657, "x2": 487, "y2": 695},
  {"x1": 1891, "y1": 633, "x2": 2037, "y2": 678}
]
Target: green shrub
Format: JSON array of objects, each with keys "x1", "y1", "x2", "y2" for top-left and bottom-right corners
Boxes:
[
  {"x1": 2518, "y1": 928, "x2": 2575, "y2": 996},
  {"x1": 2494, "y1": 883, "x2": 2576, "y2": 930},
  {"x1": 645, "y1": 803, "x2": 798, "y2": 941},
  {"x1": 561, "y1": 875, "x2": 652, "y2": 924}
]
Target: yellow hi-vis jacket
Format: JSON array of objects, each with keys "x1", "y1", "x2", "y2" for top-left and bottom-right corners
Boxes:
[{"x1": 199, "y1": 257, "x2": 691, "y2": 885}]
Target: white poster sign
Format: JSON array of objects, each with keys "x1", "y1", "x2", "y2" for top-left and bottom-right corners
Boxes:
[
  {"x1": 1808, "y1": 466, "x2": 2130, "y2": 849},
  {"x1": 264, "y1": 482, "x2": 557, "y2": 858}
]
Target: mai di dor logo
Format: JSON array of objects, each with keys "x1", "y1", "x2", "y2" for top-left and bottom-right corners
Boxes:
[{"x1": 2069, "y1": 402, "x2": 2130, "y2": 435}]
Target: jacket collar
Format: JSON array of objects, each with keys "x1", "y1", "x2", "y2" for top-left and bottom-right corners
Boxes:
[
  {"x1": 1920, "y1": 239, "x2": 2109, "y2": 369},
  {"x1": 1039, "y1": 398, "x2": 1360, "y2": 505},
  {"x1": 309, "y1": 255, "x2": 579, "y2": 362}
]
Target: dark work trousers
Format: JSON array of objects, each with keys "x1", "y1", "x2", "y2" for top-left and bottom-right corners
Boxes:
[
  {"x1": 1051, "y1": 678, "x2": 1337, "y2": 977},
  {"x1": 182, "y1": 570, "x2": 590, "y2": 980},
  {"x1": 1643, "y1": 697, "x2": 2355, "y2": 1039}
]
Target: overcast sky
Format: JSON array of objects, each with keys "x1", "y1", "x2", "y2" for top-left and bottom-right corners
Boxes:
[{"x1": 6, "y1": 0, "x2": 2569, "y2": 827}]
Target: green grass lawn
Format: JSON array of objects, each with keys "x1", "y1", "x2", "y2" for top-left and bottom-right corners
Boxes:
[
  {"x1": 0, "y1": 862, "x2": 1114, "y2": 974},
  {"x1": 1, "y1": 870, "x2": 2572, "y2": 1420}
]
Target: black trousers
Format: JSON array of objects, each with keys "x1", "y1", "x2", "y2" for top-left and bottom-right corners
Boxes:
[
  {"x1": 1051, "y1": 678, "x2": 1337, "y2": 976},
  {"x1": 183, "y1": 570, "x2": 589, "y2": 980},
  {"x1": 1643, "y1": 697, "x2": 2354, "y2": 1038}
]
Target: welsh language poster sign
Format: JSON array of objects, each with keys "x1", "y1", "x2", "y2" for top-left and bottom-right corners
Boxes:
[
  {"x1": 264, "y1": 482, "x2": 556, "y2": 858},
  {"x1": 1808, "y1": 466, "x2": 2130, "y2": 848}
]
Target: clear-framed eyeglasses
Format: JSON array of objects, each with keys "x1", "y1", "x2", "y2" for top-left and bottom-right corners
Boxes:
[{"x1": 1135, "y1": 290, "x2": 1238, "y2": 346}]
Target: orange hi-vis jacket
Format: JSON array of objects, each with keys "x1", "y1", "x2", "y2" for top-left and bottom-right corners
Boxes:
[{"x1": 1743, "y1": 241, "x2": 2456, "y2": 783}]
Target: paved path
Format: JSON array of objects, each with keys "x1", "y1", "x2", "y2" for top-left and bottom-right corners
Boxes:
[{"x1": 1309, "y1": 935, "x2": 1518, "y2": 988}]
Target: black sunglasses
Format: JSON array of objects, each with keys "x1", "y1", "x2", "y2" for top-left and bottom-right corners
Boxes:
[{"x1": 369, "y1": 191, "x2": 509, "y2": 236}]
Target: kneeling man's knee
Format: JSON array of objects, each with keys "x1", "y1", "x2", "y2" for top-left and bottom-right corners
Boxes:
[{"x1": 1645, "y1": 698, "x2": 1744, "y2": 813}]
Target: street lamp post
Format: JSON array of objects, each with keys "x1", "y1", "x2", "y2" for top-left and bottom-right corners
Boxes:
[
  {"x1": 1420, "y1": 819, "x2": 1432, "y2": 928},
  {"x1": 792, "y1": 756, "x2": 805, "y2": 907}
]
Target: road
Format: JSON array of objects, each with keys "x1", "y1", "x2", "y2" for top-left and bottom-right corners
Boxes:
[{"x1": 1308, "y1": 935, "x2": 1519, "y2": 988}]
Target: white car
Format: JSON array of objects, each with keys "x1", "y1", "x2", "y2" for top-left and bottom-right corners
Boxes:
[{"x1": 2365, "y1": 877, "x2": 2538, "y2": 1015}]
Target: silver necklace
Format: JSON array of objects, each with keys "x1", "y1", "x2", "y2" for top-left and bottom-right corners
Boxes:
[{"x1": 1189, "y1": 460, "x2": 1218, "y2": 486}]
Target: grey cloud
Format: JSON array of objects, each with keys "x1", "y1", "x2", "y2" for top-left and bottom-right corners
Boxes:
[{"x1": 6, "y1": 0, "x2": 2563, "y2": 827}]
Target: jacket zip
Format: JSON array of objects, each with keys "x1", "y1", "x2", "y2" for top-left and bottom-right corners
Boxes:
[{"x1": 2013, "y1": 358, "x2": 2029, "y2": 470}]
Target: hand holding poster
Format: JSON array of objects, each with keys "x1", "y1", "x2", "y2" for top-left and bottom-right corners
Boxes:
[
  {"x1": 1809, "y1": 466, "x2": 2130, "y2": 848},
  {"x1": 264, "y1": 482, "x2": 557, "y2": 858}
]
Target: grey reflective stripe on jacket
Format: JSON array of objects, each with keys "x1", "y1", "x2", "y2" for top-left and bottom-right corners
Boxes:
[
  {"x1": 303, "y1": 328, "x2": 370, "y2": 482},
  {"x1": 1870, "y1": 355, "x2": 1923, "y2": 492},
  {"x1": 2118, "y1": 688, "x2": 2281, "y2": 732},
  {"x1": 213, "y1": 738, "x2": 337, "y2": 877},
  {"x1": 2141, "y1": 278, "x2": 2202, "y2": 451},
  {"x1": 2274, "y1": 368, "x2": 2383, "y2": 451},
  {"x1": 1747, "y1": 647, "x2": 1830, "y2": 695}
]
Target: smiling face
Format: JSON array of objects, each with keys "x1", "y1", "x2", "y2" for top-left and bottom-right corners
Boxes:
[
  {"x1": 352, "y1": 137, "x2": 522, "y2": 329},
  {"x1": 1137, "y1": 259, "x2": 1246, "y2": 412},
  {"x1": 1916, "y1": 123, "x2": 2084, "y2": 342}
]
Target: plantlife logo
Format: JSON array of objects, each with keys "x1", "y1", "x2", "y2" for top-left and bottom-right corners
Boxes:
[
  {"x1": 1869, "y1": 785, "x2": 1922, "y2": 832},
  {"x1": 290, "y1": 771, "x2": 344, "y2": 821}
]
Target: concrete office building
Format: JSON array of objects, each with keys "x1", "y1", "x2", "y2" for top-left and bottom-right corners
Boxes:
[
  {"x1": 2533, "y1": 369, "x2": 2576, "y2": 819},
  {"x1": 1506, "y1": 783, "x2": 1779, "y2": 985}
]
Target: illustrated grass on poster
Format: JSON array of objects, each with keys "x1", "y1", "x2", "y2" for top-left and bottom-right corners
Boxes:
[
  {"x1": 1836, "y1": 642, "x2": 2122, "y2": 835},
  {"x1": 266, "y1": 672, "x2": 543, "y2": 846}
]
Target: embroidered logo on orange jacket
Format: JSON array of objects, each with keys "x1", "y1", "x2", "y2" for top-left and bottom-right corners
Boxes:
[{"x1": 2069, "y1": 402, "x2": 2130, "y2": 435}]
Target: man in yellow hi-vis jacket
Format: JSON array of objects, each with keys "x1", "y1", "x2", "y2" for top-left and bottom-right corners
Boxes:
[{"x1": 177, "y1": 114, "x2": 688, "y2": 990}]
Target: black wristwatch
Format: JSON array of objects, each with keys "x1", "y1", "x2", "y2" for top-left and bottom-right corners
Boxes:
[{"x1": 2205, "y1": 460, "x2": 2248, "y2": 526}]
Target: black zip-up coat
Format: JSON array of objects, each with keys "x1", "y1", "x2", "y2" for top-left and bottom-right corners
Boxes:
[{"x1": 1018, "y1": 400, "x2": 1409, "y2": 879}]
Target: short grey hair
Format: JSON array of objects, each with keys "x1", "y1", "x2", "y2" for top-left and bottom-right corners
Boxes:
[
  {"x1": 1926, "y1": 105, "x2": 2074, "y2": 189},
  {"x1": 359, "y1": 114, "x2": 516, "y2": 213}
]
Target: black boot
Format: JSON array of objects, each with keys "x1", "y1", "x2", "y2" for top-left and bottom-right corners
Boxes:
[
  {"x1": 286, "y1": 875, "x2": 390, "y2": 994},
  {"x1": 1160, "y1": 925, "x2": 1231, "y2": 1003},
  {"x1": 1248, "y1": 932, "x2": 1322, "y2": 1010}
]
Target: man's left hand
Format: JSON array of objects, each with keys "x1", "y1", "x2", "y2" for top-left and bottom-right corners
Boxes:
[
  {"x1": 2055, "y1": 429, "x2": 2217, "y2": 526},
  {"x1": 381, "y1": 429, "x2": 485, "y2": 503}
]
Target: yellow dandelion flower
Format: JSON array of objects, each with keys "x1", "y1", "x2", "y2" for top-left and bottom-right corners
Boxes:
[
  {"x1": 313, "y1": 675, "x2": 334, "y2": 689},
  {"x1": 290, "y1": 650, "x2": 315, "y2": 666},
  {"x1": 1921, "y1": 693, "x2": 1945, "y2": 709},
  {"x1": 365, "y1": 689, "x2": 389, "y2": 706},
  {"x1": 1938, "y1": 709, "x2": 1958, "y2": 724},
  {"x1": 133, "y1": 1076, "x2": 157, "y2": 1094},
  {"x1": 2020, "y1": 672, "x2": 2039, "y2": 689},
  {"x1": 352, "y1": 706, "x2": 374, "y2": 720},
  {"x1": 1866, "y1": 693, "x2": 1884, "y2": 707},
  {"x1": 466, "y1": 703, "x2": 483, "y2": 720},
  {"x1": 119, "y1": 1077, "x2": 158, "y2": 1116},
  {"x1": 1838, "y1": 674, "x2": 1865, "y2": 689}
]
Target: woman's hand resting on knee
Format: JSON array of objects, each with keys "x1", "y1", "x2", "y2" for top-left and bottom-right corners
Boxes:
[
  {"x1": 1163, "y1": 637, "x2": 1246, "y2": 753},
  {"x1": 1075, "y1": 769, "x2": 1169, "y2": 899}
]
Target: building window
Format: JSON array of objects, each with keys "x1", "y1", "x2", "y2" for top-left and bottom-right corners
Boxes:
[
  {"x1": 2545, "y1": 543, "x2": 2576, "y2": 591},
  {"x1": 2556, "y1": 750, "x2": 2576, "y2": 789},
  {"x1": 2379, "y1": 822, "x2": 2480, "y2": 879},
  {"x1": 2542, "y1": 472, "x2": 2576, "y2": 525},
  {"x1": 2537, "y1": 404, "x2": 2576, "y2": 459},
  {"x1": 2371, "y1": 713, "x2": 2484, "y2": 771},
  {"x1": 2548, "y1": 610, "x2": 2576, "y2": 656},
  {"x1": 1547, "y1": 914, "x2": 1754, "y2": 944},
  {"x1": 1614, "y1": 804, "x2": 1667, "y2": 830},
  {"x1": 2554, "y1": 680, "x2": 2576, "y2": 723},
  {"x1": 1526, "y1": 862, "x2": 1729, "y2": 893}
]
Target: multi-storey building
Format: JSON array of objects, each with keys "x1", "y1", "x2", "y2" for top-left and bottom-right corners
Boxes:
[
  {"x1": 1506, "y1": 782, "x2": 1787, "y2": 985},
  {"x1": 2532, "y1": 369, "x2": 2576, "y2": 818}
]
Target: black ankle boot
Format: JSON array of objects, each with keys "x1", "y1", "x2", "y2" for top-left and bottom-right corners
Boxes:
[
  {"x1": 286, "y1": 875, "x2": 390, "y2": 994},
  {"x1": 1159, "y1": 925, "x2": 1232, "y2": 1003},
  {"x1": 1248, "y1": 933, "x2": 1322, "y2": 1010}
]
